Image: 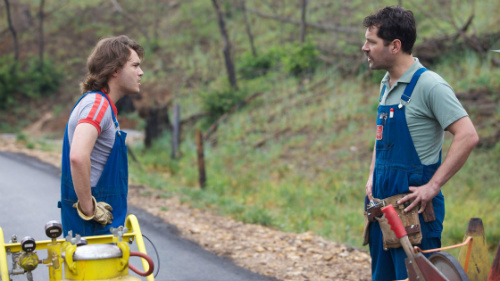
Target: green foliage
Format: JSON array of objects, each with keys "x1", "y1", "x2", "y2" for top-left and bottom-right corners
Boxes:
[
  {"x1": 281, "y1": 40, "x2": 321, "y2": 76},
  {"x1": 0, "y1": 55, "x2": 62, "y2": 109},
  {"x1": 238, "y1": 47, "x2": 285, "y2": 79},
  {"x1": 199, "y1": 85, "x2": 250, "y2": 125},
  {"x1": 238, "y1": 41, "x2": 321, "y2": 79},
  {"x1": 15, "y1": 133, "x2": 28, "y2": 144},
  {"x1": 20, "y1": 58, "x2": 63, "y2": 98},
  {"x1": 0, "y1": 56, "x2": 20, "y2": 108}
]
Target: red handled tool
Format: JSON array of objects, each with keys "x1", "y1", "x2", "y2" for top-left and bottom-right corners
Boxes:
[{"x1": 382, "y1": 205, "x2": 451, "y2": 281}]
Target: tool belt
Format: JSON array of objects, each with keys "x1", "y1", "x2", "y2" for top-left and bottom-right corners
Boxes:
[{"x1": 363, "y1": 193, "x2": 435, "y2": 249}]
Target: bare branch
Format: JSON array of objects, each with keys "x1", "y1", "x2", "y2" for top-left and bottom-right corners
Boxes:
[{"x1": 244, "y1": 7, "x2": 360, "y2": 34}]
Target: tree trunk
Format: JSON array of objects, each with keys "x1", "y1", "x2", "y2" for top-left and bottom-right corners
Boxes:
[
  {"x1": 240, "y1": 0, "x2": 257, "y2": 57},
  {"x1": 300, "y1": 0, "x2": 307, "y2": 43},
  {"x1": 38, "y1": 0, "x2": 45, "y2": 69},
  {"x1": 153, "y1": 0, "x2": 160, "y2": 48},
  {"x1": 211, "y1": 0, "x2": 238, "y2": 90},
  {"x1": 140, "y1": 105, "x2": 172, "y2": 148},
  {"x1": 171, "y1": 104, "x2": 180, "y2": 159},
  {"x1": 195, "y1": 130, "x2": 207, "y2": 189},
  {"x1": 3, "y1": 0, "x2": 19, "y2": 62}
]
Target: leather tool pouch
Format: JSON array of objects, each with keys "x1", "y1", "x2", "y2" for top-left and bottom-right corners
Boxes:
[
  {"x1": 363, "y1": 194, "x2": 422, "y2": 249},
  {"x1": 379, "y1": 194, "x2": 422, "y2": 249}
]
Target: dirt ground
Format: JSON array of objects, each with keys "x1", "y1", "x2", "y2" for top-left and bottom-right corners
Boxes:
[{"x1": 0, "y1": 134, "x2": 371, "y2": 281}]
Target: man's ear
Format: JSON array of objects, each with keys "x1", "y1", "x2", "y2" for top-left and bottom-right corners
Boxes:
[{"x1": 391, "y1": 39, "x2": 402, "y2": 54}]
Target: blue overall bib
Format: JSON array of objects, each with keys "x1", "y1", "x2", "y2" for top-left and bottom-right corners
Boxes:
[
  {"x1": 369, "y1": 68, "x2": 445, "y2": 281},
  {"x1": 59, "y1": 91, "x2": 128, "y2": 237}
]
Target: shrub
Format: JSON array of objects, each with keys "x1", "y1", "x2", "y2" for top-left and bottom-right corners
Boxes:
[
  {"x1": 238, "y1": 47, "x2": 285, "y2": 79},
  {"x1": 0, "y1": 55, "x2": 62, "y2": 109},
  {"x1": 20, "y1": 58, "x2": 63, "y2": 98},
  {"x1": 282, "y1": 40, "x2": 320, "y2": 76},
  {"x1": 200, "y1": 85, "x2": 249, "y2": 124},
  {"x1": 0, "y1": 56, "x2": 20, "y2": 108},
  {"x1": 239, "y1": 41, "x2": 321, "y2": 78}
]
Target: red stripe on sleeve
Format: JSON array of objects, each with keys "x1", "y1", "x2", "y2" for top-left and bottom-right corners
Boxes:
[
  {"x1": 86, "y1": 94, "x2": 102, "y2": 121},
  {"x1": 94, "y1": 100, "x2": 109, "y2": 124}
]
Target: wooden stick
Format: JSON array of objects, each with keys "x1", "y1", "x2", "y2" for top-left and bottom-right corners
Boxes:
[{"x1": 196, "y1": 130, "x2": 206, "y2": 189}]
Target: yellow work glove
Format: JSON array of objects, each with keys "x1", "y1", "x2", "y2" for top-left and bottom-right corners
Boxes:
[{"x1": 73, "y1": 196, "x2": 114, "y2": 226}]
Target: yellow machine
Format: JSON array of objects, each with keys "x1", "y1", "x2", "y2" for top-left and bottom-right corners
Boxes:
[{"x1": 0, "y1": 215, "x2": 155, "y2": 281}]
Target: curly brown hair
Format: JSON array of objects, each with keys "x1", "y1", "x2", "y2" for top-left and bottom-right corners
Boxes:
[
  {"x1": 80, "y1": 35, "x2": 144, "y2": 93},
  {"x1": 363, "y1": 6, "x2": 416, "y2": 55}
]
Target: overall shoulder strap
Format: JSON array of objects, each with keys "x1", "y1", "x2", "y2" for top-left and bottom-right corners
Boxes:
[
  {"x1": 401, "y1": 68, "x2": 427, "y2": 103},
  {"x1": 379, "y1": 85, "x2": 386, "y2": 102}
]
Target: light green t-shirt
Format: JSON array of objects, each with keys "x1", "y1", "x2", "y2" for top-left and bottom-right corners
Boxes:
[{"x1": 379, "y1": 58, "x2": 468, "y2": 165}]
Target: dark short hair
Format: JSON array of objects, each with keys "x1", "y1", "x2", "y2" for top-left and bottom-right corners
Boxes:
[
  {"x1": 80, "y1": 35, "x2": 144, "y2": 93},
  {"x1": 363, "y1": 6, "x2": 416, "y2": 54}
]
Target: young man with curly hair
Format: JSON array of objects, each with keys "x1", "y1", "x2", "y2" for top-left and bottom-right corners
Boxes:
[{"x1": 59, "y1": 35, "x2": 144, "y2": 236}]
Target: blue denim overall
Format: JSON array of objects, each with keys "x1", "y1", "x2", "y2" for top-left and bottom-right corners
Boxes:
[
  {"x1": 369, "y1": 68, "x2": 445, "y2": 281},
  {"x1": 59, "y1": 91, "x2": 128, "y2": 237}
]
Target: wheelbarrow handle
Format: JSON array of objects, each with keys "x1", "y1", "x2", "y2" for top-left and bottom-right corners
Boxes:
[{"x1": 382, "y1": 205, "x2": 407, "y2": 239}]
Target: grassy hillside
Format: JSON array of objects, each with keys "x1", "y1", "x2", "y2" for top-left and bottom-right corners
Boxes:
[
  {"x1": 130, "y1": 56, "x2": 500, "y2": 252},
  {"x1": 1, "y1": 0, "x2": 500, "y2": 256}
]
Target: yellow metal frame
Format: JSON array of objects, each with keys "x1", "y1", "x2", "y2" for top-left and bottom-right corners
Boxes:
[{"x1": 0, "y1": 214, "x2": 154, "y2": 281}]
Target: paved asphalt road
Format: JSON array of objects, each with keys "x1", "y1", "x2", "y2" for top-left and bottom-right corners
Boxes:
[{"x1": 0, "y1": 151, "x2": 276, "y2": 281}]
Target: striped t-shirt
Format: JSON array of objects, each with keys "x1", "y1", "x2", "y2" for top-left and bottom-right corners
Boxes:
[{"x1": 67, "y1": 93, "x2": 118, "y2": 187}]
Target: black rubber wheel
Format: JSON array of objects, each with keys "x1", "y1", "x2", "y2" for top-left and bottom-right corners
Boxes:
[{"x1": 428, "y1": 252, "x2": 470, "y2": 281}]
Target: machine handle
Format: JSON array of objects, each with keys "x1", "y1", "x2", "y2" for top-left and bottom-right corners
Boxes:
[
  {"x1": 129, "y1": 251, "x2": 154, "y2": 276},
  {"x1": 381, "y1": 205, "x2": 407, "y2": 239}
]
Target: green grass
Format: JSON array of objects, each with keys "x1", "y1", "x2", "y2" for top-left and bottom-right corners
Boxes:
[{"x1": 434, "y1": 50, "x2": 500, "y2": 92}]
